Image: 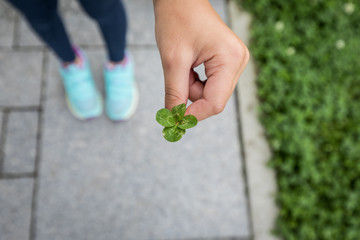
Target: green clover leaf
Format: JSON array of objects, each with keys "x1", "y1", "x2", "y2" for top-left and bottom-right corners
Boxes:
[
  {"x1": 156, "y1": 108, "x2": 176, "y2": 127},
  {"x1": 171, "y1": 103, "x2": 186, "y2": 122},
  {"x1": 178, "y1": 115, "x2": 198, "y2": 129},
  {"x1": 163, "y1": 126, "x2": 186, "y2": 142},
  {"x1": 156, "y1": 103, "x2": 198, "y2": 142}
]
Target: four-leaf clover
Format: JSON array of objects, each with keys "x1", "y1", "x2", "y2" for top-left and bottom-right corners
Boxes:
[{"x1": 156, "y1": 103, "x2": 198, "y2": 142}]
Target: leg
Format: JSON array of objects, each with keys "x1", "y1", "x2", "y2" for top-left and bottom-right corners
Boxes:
[
  {"x1": 78, "y1": 0, "x2": 136, "y2": 121},
  {"x1": 78, "y1": 0, "x2": 127, "y2": 62},
  {"x1": 6, "y1": 0, "x2": 103, "y2": 120},
  {"x1": 6, "y1": 0, "x2": 75, "y2": 62}
]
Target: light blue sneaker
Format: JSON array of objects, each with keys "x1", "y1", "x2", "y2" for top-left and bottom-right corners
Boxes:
[
  {"x1": 59, "y1": 47, "x2": 103, "y2": 120},
  {"x1": 104, "y1": 51, "x2": 138, "y2": 121}
]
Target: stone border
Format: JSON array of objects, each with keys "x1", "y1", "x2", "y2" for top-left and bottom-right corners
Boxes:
[{"x1": 228, "y1": 1, "x2": 279, "y2": 240}]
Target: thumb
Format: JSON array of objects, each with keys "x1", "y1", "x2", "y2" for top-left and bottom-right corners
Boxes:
[{"x1": 161, "y1": 59, "x2": 191, "y2": 110}]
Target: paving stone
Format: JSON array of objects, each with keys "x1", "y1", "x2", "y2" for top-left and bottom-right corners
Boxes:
[
  {"x1": 210, "y1": 0, "x2": 228, "y2": 23},
  {"x1": 0, "y1": 51, "x2": 43, "y2": 107},
  {"x1": 3, "y1": 111, "x2": 38, "y2": 174},
  {"x1": 0, "y1": 1, "x2": 16, "y2": 47},
  {"x1": 0, "y1": 179, "x2": 33, "y2": 240},
  {"x1": 59, "y1": 0, "x2": 70, "y2": 12},
  {"x1": 64, "y1": 12, "x2": 103, "y2": 46},
  {"x1": 36, "y1": 48, "x2": 250, "y2": 240},
  {"x1": 18, "y1": 18, "x2": 44, "y2": 47},
  {"x1": 123, "y1": 0, "x2": 156, "y2": 46}
]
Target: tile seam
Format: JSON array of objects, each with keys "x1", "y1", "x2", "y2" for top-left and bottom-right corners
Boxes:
[
  {"x1": 0, "y1": 110, "x2": 9, "y2": 177},
  {"x1": 29, "y1": 49, "x2": 49, "y2": 240},
  {"x1": 2, "y1": 172, "x2": 35, "y2": 179},
  {"x1": 12, "y1": 11, "x2": 20, "y2": 48}
]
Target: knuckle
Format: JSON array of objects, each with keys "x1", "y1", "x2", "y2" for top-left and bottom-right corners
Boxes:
[
  {"x1": 216, "y1": 38, "x2": 250, "y2": 67},
  {"x1": 231, "y1": 41, "x2": 250, "y2": 65},
  {"x1": 162, "y1": 52, "x2": 177, "y2": 68},
  {"x1": 161, "y1": 47, "x2": 189, "y2": 69},
  {"x1": 211, "y1": 102, "x2": 226, "y2": 115}
]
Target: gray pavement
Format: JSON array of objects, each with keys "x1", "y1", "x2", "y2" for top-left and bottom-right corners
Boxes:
[{"x1": 0, "y1": 0, "x2": 257, "y2": 240}]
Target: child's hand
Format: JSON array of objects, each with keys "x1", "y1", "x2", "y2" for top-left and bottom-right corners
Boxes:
[{"x1": 153, "y1": 0, "x2": 249, "y2": 121}]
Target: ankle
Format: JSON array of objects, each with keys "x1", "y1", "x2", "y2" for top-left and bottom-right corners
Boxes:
[
  {"x1": 107, "y1": 56, "x2": 128, "y2": 69},
  {"x1": 62, "y1": 56, "x2": 82, "y2": 68}
]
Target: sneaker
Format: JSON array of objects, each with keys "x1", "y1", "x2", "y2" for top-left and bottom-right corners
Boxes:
[
  {"x1": 59, "y1": 47, "x2": 103, "y2": 120},
  {"x1": 104, "y1": 51, "x2": 138, "y2": 121}
]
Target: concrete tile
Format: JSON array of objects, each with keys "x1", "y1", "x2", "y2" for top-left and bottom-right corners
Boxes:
[
  {"x1": 62, "y1": 0, "x2": 103, "y2": 46},
  {"x1": 210, "y1": 0, "x2": 228, "y2": 23},
  {"x1": 36, "y1": 48, "x2": 250, "y2": 239},
  {"x1": 3, "y1": 111, "x2": 38, "y2": 174},
  {"x1": 18, "y1": 18, "x2": 44, "y2": 47},
  {"x1": 0, "y1": 1, "x2": 16, "y2": 47},
  {"x1": 124, "y1": 0, "x2": 156, "y2": 46},
  {"x1": 0, "y1": 51, "x2": 43, "y2": 107},
  {"x1": 59, "y1": 0, "x2": 70, "y2": 12},
  {"x1": 0, "y1": 179, "x2": 33, "y2": 240}
]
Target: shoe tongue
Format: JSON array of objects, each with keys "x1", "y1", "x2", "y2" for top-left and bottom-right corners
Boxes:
[
  {"x1": 64, "y1": 65, "x2": 76, "y2": 72},
  {"x1": 106, "y1": 64, "x2": 123, "y2": 71},
  {"x1": 106, "y1": 57, "x2": 128, "y2": 70},
  {"x1": 66, "y1": 62, "x2": 83, "y2": 71}
]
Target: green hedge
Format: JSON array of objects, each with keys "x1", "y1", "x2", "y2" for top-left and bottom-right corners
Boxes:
[{"x1": 237, "y1": 0, "x2": 360, "y2": 239}]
